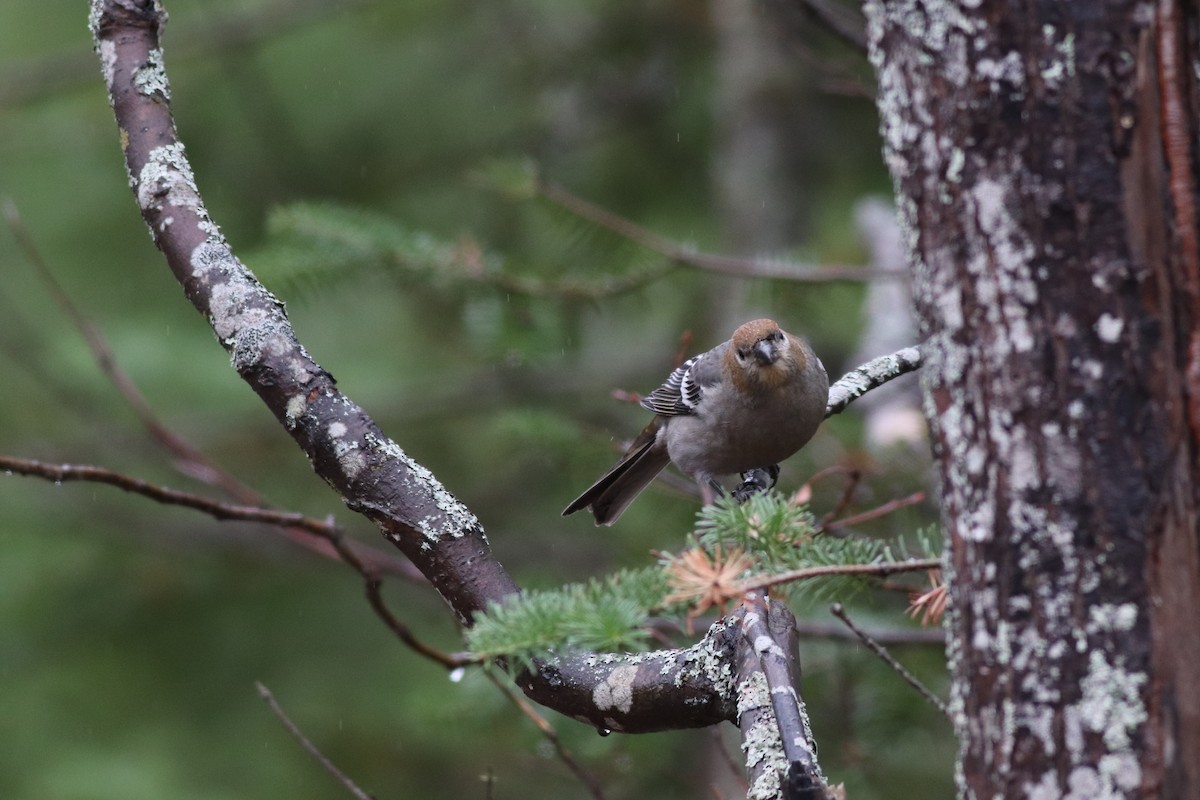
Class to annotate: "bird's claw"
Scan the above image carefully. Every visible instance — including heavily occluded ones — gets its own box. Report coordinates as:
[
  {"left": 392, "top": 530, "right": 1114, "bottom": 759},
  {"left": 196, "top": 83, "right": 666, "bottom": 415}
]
[{"left": 731, "top": 465, "right": 780, "bottom": 503}]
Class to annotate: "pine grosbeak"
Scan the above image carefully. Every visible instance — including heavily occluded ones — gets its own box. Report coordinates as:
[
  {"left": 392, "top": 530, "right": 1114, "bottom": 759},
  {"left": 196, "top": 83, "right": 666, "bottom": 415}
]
[{"left": 564, "top": 319, "right": 828, "bottom": 525}]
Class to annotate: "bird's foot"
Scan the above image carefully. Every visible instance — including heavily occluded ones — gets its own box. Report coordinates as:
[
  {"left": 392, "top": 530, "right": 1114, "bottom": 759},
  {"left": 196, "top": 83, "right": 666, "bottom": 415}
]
[{"left": 732, "top": 465, "right": 780, "bottom": 503}]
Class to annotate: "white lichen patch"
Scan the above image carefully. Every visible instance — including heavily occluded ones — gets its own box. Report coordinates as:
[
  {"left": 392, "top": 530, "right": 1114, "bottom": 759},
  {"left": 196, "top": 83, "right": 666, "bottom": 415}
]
[
  {"left": 334, "top": 438, "right": 365, "bottom": 481},
  {"left": 1078, "top": 359, "right": 1104, "bottom": 380},
  {"left": 96, "top": 39, "right": 117, "bottom": 92},
  {"left": 229, "top": 319, "right": 294, "bottom": 373},
  {"left": 191, "top": 244, "right": 292, "bottom": 369},
  {"left": 133, "top": 47, "right": 170, "bottom": 100},
  {"left": 977, "top": 51, "right": 1026, "bottom": 92},
  {"left": 363, "top": 432, "right": 481, "bottom": 542},
  {"left": 288, "top": 357, "right": 313, "bottom": 386},
  {"left": 737, "top": 671, "right": 788, "bottom": 800},
  {"left": 284, "top": 394, "right": 307, "bottom": 429},
  {"left": 592, "top": 665, "right": 638, "bottom": 715},
  {"left": 137, "top": 143, "right": 199, "bottom": 214},
  {"left": 671, "top": 620, "right": 736, "bottom": 699},
  {"left": 1075, "top": 648, "right": 1148, "bottom": 751},
  {"left": 87, "top": 0, "right": 104, "bottom": 40},
  {"left": 825, "top": 347, "right": 922, "bottom": 413},
  {"left": 1094, "top": 313, "right": 1124, "bottom": 343},
  {"left": 1087, "top": 603, "right": 1137, "bottom": 633},
  {"left": 753, "top": 634, "right": 783, "bottom": 659},
  {"left": 1039, "top": 30, "right": 1078, "bottom": 91},
  {"left": 191, "top": 237, "right": 234, "bottom": 282},
  {"left": 969, "top": 176, "right": 1039, "bottom": 355}
]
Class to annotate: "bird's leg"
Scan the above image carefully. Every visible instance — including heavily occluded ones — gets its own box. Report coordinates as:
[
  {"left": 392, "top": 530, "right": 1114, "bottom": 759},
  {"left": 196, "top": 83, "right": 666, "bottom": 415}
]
[
  {"left": 732, "top": 464, "right": 781, "bottom": 503},
  {"left": 699, "top": 477, "right": 723, "bottom": 507}
]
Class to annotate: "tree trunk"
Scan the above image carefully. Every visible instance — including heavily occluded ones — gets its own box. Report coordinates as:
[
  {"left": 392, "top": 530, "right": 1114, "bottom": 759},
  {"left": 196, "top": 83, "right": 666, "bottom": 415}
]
[{"left": 865, "top": 1, "right": 1200, "bottom": 797}]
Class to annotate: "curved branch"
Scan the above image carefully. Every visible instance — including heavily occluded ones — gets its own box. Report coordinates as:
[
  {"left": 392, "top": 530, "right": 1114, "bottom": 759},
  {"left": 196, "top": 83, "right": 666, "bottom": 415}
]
[
  {"left": 89, "top": 0, "right": 737, "bottom": 733},
  {"left": 825, "top": 346, "right": 922, "bottom": 417}
]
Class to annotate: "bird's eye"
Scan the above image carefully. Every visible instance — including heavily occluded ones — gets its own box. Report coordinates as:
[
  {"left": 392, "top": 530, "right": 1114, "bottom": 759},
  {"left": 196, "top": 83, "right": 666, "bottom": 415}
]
[
  {"left": 770, "top": 331, "right": 783, "bottom": 342},
  {"left": 737, "top": 348, "right": 750, "bottom": 360}
]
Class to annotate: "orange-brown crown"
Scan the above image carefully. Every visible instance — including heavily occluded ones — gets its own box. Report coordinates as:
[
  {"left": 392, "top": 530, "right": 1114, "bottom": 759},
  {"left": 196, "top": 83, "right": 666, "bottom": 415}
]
[
  {"left": 725, "top": 319, "right": 806, "bottom": 393},
  {"left": 730, "top": 319, "right": 781, "bottom": 351}
]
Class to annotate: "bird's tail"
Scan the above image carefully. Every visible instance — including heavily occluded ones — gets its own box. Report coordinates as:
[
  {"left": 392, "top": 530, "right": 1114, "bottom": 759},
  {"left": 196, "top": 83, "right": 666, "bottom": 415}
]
[{"left": 562, "top": 426, "right": 671, "bottom": 526}]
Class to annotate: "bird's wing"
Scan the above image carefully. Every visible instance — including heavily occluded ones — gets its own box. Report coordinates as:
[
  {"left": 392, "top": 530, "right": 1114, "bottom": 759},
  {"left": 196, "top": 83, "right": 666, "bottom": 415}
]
[{"left": 639, "top": 344, "right": 725, "bottom": 416}]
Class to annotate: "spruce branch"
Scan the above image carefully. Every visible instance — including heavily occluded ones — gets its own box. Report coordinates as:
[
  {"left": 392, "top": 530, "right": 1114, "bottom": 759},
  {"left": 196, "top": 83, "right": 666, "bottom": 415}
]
[{"left": 256, "top": 202, "right": 676, "bottom": 301}]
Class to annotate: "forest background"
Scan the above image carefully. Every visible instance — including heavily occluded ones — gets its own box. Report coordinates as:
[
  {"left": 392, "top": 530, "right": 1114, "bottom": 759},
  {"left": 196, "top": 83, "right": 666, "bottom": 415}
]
[{"left": 0, "top": 1, "right": 948, "bottom": 797}]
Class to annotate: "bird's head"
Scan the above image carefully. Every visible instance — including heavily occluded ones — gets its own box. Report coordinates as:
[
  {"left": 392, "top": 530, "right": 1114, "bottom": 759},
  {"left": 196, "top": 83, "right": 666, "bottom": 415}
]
[{"left": 726, "top": 318, "right": 805, "bottom": 392}]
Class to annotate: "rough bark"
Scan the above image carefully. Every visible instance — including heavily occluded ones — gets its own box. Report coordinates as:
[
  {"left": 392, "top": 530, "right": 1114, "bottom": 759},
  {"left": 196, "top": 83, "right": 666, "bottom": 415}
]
[{"left": 865, "top": 1, "right": 1200, "bottom": 797}]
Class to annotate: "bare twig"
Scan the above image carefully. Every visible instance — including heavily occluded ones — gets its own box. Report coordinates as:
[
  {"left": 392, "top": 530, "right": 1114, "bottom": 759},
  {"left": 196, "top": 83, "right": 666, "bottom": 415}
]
[
  {"left": 3, "top": 453, "right": 467, "bottom": 669},
  {"left": 3, "top": 199, "right": 234, "bottom": 491},
  {"left": 537, "top": 180, "right": 901, "bottom": 284},
  {"left": 1, "top": 454, "right": 341, "bottom": 537},
  {"left": 648, "top": 614, "right": 944, "bottom": 647},
  {"left": 255, "top": 682, "right": 377, "bottom": 800},
  {"left": 484, "top": 670, "right": 607, "bottom": 800},
  {"left": 3, "top": 200, "right": 421, "bottom": 582},
  {"left": 364, "top": 578, "right": 476, "bottom": 670},
  {"left": 823, "top": 491, "right": 926, "bottom": 531},
  {"left": 795, "top": 0, "right": 868, "bottom": 53},
  {"left": 708, "top": 728, "right": 749, "bottom": 793},
  {"left": 813, "top": 467, "right": 862, "bottom": 527},
  {"left": 737, "top": 558, "right": 941, "bottom": 595},
  {"left": 829, "top": 603, "right": 949, "bottom": 718},
  {"left": 791, "top": 618, "right": 942, "bottom": 646}
]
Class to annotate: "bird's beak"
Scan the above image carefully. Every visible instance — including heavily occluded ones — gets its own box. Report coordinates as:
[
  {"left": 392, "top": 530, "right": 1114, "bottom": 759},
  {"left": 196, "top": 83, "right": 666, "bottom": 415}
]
[{"left": 753, "top": 339, "right": 778, "bottom": 366}]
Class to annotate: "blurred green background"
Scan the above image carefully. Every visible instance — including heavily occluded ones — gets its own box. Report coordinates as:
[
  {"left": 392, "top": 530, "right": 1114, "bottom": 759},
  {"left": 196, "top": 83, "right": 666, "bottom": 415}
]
[{"left": 0, "top": 1, "right": 950, "bottom": 797}]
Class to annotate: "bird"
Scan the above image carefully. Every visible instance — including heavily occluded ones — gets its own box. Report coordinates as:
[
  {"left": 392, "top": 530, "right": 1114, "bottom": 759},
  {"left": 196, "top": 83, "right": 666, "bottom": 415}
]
[{"left": 563, "top": 318, "right": 829, "bottom": 525}]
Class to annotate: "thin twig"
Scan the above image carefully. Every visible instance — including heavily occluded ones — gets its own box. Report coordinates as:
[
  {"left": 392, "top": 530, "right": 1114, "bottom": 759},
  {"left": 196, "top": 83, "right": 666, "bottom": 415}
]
[
  {"left": 3, "top": 200, "right": 421, "bottom": 581},
  {"left": 797, "top": 0, "right": 868, "bottom": 53},
  {"left": 814, "top": 467, "right": 862, "bottom": 527},
  {"left": 736, "top": 558, "right": 941, "bottom": 595},
  {"left": 709, "top": 728, "right": 749, "bottom": 792},
  {"left": 823, "top": 491, "right": 926, "bottom": 531},
  {"left": 1, "top": 454, "right": 341, "bottom": 537},
  {"left": 2, "top": 453, "right": 469, "bottom": 670},
  {"left": 364, "top": 578, "right": 476, "bottom": 669},
  {"left": 538, "top": 180, "right": 901, "bottom": 284},
  {"left": 829, "top": 603, "right": 949, "bottom": 719},
  {"left": 4, "top": 199, "right": 245, "bottom": 499},
  {"left": 484, "top": 670, "right": 607, "bottom": 800},
  {"left": 255, "top": 682, "right": 377, "bottom": 800},
  {"left": 647, "top": 615, "right": 944, "bottom": 646}
]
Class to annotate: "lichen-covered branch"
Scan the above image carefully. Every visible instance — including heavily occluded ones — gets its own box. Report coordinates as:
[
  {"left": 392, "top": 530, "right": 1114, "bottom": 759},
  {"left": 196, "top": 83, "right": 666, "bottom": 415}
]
[
  {"left": 88, "top": 0, "right": 738, "bottom": 733},
  {"left": 824, "top": 345, "right": 922, "bottom": 418},
  {"left": 736, "top": 595, "right": 829, "bottom": 800}
]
